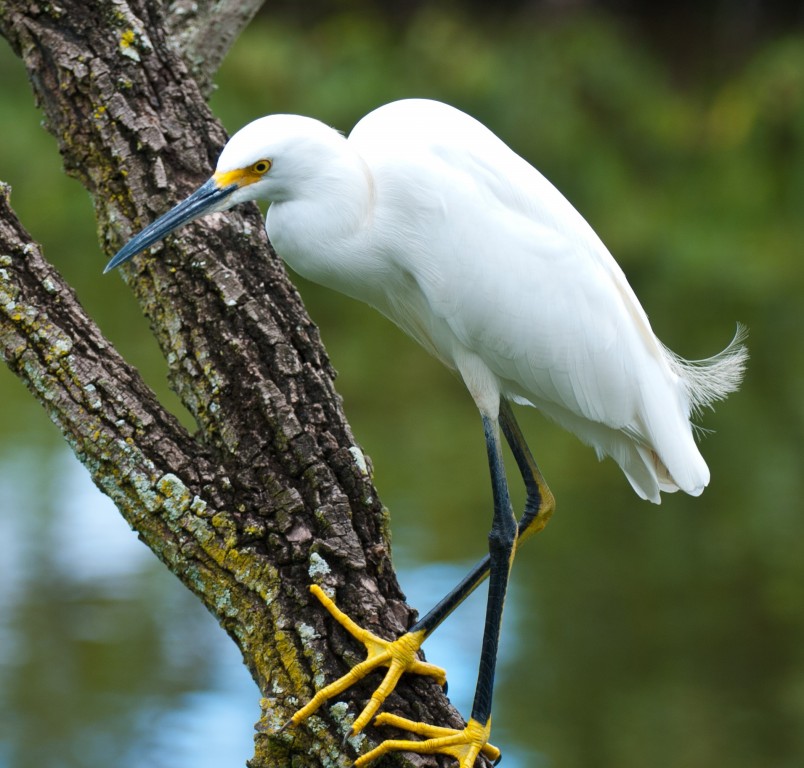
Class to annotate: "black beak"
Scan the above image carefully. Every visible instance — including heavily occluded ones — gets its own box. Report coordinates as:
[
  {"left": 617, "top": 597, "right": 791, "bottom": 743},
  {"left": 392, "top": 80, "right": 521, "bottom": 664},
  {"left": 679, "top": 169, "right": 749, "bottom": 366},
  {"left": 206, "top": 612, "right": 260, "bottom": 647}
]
[{"left": 104, "top": 178, "right": 237, "bottom": 273}]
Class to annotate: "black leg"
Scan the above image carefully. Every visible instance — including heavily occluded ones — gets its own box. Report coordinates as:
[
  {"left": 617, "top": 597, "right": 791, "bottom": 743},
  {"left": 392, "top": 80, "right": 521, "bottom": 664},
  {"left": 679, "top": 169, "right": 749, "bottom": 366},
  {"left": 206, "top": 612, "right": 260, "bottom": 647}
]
[
  {"left": 408, "top": 400, "right": 555, "bottom": 641},
  {"left": 352, "top": 409, "right": 535, "bottom": 768},
  {"left": 291, "top": 400, "right": 556, "bottom": 767},
  {"left": 499, "top": 398, "right": 555, "bottom": 546},
  {"left": 468, "top": 414, "right": 518, "bottom": 726}
]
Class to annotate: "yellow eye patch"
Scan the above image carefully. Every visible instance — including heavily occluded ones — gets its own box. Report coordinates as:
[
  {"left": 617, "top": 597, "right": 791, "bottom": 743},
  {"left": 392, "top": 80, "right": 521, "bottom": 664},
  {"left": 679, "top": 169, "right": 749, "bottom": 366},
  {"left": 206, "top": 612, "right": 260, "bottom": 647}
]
[{"left": 214, "top": 159, "right": 272, "bottom": 189}]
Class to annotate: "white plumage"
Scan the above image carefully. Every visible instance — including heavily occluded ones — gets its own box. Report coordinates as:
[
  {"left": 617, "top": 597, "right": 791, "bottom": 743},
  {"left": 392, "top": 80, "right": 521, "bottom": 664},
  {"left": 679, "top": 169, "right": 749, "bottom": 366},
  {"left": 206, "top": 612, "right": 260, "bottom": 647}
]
[
  {"left": 215, "top": 98, "right": 746, "bottom": 503},
  {"left": 107, "top": 97, "right": 747, "bottom": 766}
]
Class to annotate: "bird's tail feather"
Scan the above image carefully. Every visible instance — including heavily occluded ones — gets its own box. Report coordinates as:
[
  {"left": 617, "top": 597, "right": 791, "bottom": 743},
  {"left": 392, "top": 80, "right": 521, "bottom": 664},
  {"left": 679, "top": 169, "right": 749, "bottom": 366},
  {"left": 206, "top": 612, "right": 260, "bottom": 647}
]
[
  {"left": 664, "top": 324, "right": 749, "bottom": 420},
  {"left": 604, "top": 326, "right": 747, "bottom": 503}
]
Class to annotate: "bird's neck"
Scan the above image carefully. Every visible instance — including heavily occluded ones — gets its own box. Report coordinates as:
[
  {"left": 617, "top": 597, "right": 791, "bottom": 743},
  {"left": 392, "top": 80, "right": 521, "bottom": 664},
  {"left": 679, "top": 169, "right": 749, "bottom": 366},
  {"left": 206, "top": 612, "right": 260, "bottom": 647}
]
[{"left": 266, "top": 147, "right": 381, "bottom": 303}]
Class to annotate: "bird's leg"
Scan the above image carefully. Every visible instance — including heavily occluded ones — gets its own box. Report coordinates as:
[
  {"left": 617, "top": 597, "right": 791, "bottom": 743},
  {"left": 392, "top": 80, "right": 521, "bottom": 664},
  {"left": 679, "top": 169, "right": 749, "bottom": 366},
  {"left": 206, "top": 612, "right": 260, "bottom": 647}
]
[
  {"left": 401, "top": 400, "right": 554, "bottom": 645},
  {"left": 354, "top": 412, "right": 522, "bottom": 767},
  {"left": 499, "top": 398, "right": 556, "bottom": 546},
  {"left": 287, "top": 402, "right": 554, "bottom": 765}
]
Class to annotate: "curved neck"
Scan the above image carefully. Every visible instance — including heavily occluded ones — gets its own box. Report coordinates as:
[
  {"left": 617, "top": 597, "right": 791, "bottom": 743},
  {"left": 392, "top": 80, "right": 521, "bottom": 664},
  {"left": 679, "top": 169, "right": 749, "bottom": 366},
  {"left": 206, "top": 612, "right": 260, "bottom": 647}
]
[{"left": 265, "top": 143, "right": 378, "bottom": 301}]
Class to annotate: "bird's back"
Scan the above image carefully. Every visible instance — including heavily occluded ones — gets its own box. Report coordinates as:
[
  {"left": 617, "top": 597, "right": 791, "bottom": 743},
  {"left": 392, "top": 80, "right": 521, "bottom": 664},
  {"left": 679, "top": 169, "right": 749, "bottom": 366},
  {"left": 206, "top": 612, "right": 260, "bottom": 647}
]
[{"left": 344, "top": 100, "right": 746, "bottom": 503}]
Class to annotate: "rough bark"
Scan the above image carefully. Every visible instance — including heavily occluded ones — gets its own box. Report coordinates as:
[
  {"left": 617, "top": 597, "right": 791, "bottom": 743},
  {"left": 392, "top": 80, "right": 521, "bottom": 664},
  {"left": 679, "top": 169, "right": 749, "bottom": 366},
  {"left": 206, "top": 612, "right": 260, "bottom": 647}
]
[
  {"left": 164, "top": 0, "right": 264, "bottom": 97},
  {"left": 0, "top": 0, "right": 469, "bottom": 765}
]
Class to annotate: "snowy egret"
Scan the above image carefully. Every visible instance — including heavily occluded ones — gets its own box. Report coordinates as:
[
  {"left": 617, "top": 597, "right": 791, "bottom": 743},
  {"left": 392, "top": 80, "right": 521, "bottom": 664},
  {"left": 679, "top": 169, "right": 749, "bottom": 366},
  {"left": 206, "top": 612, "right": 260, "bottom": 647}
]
[{"left": 106, "top": 98, "right": 746, "bottom": 767}]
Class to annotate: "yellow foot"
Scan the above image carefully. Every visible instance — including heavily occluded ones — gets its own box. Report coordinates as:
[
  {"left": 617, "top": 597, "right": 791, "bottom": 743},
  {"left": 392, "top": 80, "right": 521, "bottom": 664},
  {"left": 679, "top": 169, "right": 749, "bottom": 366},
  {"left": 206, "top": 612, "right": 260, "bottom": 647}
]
[
  {"left": 354, "top": 713, "right": 501, "bottom": 768},
  {"left": 286, "top": 584, "right": 447, "bottom": 735}
]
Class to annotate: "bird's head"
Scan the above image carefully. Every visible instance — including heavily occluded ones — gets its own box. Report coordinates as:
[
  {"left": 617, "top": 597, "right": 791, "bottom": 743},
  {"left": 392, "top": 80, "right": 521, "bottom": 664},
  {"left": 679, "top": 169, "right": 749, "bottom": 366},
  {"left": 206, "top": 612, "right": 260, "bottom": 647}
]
[{"left": 104, "top": 114, "right": 342, "bottom": 273}]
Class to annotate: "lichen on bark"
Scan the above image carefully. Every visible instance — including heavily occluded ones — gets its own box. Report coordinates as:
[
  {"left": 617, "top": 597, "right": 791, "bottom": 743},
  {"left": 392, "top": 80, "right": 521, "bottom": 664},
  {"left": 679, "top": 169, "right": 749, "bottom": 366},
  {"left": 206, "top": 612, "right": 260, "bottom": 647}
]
[{"left": 0, "top": 2, "right": 478, "bottom": 766}]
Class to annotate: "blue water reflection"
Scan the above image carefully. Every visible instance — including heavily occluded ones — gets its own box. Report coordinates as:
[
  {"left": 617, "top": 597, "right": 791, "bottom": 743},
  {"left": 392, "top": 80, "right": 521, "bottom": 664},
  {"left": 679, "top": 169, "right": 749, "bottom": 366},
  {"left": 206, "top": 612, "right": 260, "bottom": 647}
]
[
  {"left": 0, "top": 446, "right": 257, "bottom": 767},
  {"left": 2, "top": 444, "right": 520, "bottom": 767}
]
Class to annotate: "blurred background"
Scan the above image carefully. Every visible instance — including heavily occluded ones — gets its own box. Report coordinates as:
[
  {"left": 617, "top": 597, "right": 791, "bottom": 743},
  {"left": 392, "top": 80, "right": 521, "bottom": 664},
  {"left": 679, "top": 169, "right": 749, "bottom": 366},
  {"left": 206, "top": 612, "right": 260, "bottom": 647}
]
[{"left": 1, "top": 2, "right": 803, "bottom": 767}]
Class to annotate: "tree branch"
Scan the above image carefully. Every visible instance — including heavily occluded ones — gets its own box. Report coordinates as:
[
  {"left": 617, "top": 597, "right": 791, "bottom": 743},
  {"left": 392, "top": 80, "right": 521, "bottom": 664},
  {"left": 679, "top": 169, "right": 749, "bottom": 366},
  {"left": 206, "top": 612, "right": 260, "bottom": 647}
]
[
  {"left": 165, "top": 0, "right": 265, "bottom": 96},
  {"left": 0, "top": 0, "right": 470, "bottom": 765}
]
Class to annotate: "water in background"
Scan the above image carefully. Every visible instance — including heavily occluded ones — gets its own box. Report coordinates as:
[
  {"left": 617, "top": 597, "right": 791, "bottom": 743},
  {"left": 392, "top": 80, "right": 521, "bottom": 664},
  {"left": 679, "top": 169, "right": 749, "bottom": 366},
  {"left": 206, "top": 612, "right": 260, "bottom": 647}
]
[
  {"left": 2, "top": 7, "right": 803, "bottom": 768},
  {"left": 0, "top": 442, "right": 504, "bottom": 768}
]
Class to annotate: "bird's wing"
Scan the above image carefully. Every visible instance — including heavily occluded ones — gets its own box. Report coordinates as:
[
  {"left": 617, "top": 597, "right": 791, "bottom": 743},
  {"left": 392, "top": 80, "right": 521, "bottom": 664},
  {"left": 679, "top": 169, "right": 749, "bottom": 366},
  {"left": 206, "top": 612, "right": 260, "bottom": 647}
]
[
  {"left": 349, "top": 99, "right": 723, "bottom": 499},
  {"left": 352, "top": 100, "right": 679, "bottom": 434}
]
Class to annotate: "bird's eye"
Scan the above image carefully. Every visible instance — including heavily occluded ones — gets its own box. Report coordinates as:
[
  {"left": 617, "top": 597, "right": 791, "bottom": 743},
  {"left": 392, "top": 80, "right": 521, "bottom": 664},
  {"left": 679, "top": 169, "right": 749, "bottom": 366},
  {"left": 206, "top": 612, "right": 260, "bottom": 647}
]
[{"left": 251, "top": 160, "right": 272, "bottom": 175}]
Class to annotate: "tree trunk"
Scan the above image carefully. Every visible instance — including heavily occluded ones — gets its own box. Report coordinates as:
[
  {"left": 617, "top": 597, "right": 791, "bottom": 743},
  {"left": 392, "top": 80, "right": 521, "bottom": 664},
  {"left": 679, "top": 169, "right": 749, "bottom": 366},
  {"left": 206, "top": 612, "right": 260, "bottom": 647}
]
[{"left": 0, "top": 1, "right": 469, "bottom": 765}]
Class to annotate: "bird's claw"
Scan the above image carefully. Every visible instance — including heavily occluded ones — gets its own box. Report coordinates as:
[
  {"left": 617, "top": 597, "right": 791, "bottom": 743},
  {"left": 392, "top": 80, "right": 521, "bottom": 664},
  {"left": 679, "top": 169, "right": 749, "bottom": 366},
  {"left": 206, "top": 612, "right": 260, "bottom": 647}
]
[
  {"left": 354, "top": 713, "right": 501, "bottom": 768},
  {"left": 285, "top": 584, "right": 446, "bottom": 734}
]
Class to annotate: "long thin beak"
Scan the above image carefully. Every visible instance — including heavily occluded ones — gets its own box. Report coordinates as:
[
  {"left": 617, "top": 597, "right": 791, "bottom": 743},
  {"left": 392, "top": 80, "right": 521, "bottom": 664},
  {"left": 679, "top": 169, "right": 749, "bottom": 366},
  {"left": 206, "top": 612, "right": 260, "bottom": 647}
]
[{"left": 104, "top": 177, "right": 238, "bottom": 273}]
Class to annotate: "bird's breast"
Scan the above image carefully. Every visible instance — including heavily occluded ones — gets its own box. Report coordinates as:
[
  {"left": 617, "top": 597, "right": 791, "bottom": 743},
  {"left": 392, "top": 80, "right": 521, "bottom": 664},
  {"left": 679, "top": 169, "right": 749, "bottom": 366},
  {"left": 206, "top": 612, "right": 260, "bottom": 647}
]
[{"left": 265, "top": 199, "right": 392, "bottom": 309}]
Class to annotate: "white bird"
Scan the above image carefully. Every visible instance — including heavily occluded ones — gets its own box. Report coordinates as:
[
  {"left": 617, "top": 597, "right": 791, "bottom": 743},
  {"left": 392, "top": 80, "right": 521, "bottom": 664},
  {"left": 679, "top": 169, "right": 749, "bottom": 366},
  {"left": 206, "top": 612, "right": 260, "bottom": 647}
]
[{"left": 106, "top": 98, "right": 747, "bottom": 767}]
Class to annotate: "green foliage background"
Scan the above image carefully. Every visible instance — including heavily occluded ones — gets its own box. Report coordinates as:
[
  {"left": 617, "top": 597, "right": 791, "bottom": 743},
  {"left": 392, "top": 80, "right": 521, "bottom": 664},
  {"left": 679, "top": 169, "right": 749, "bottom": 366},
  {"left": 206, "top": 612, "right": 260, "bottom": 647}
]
[{"left": 1, "top": 5, "right": 802, "bottom": 768}]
